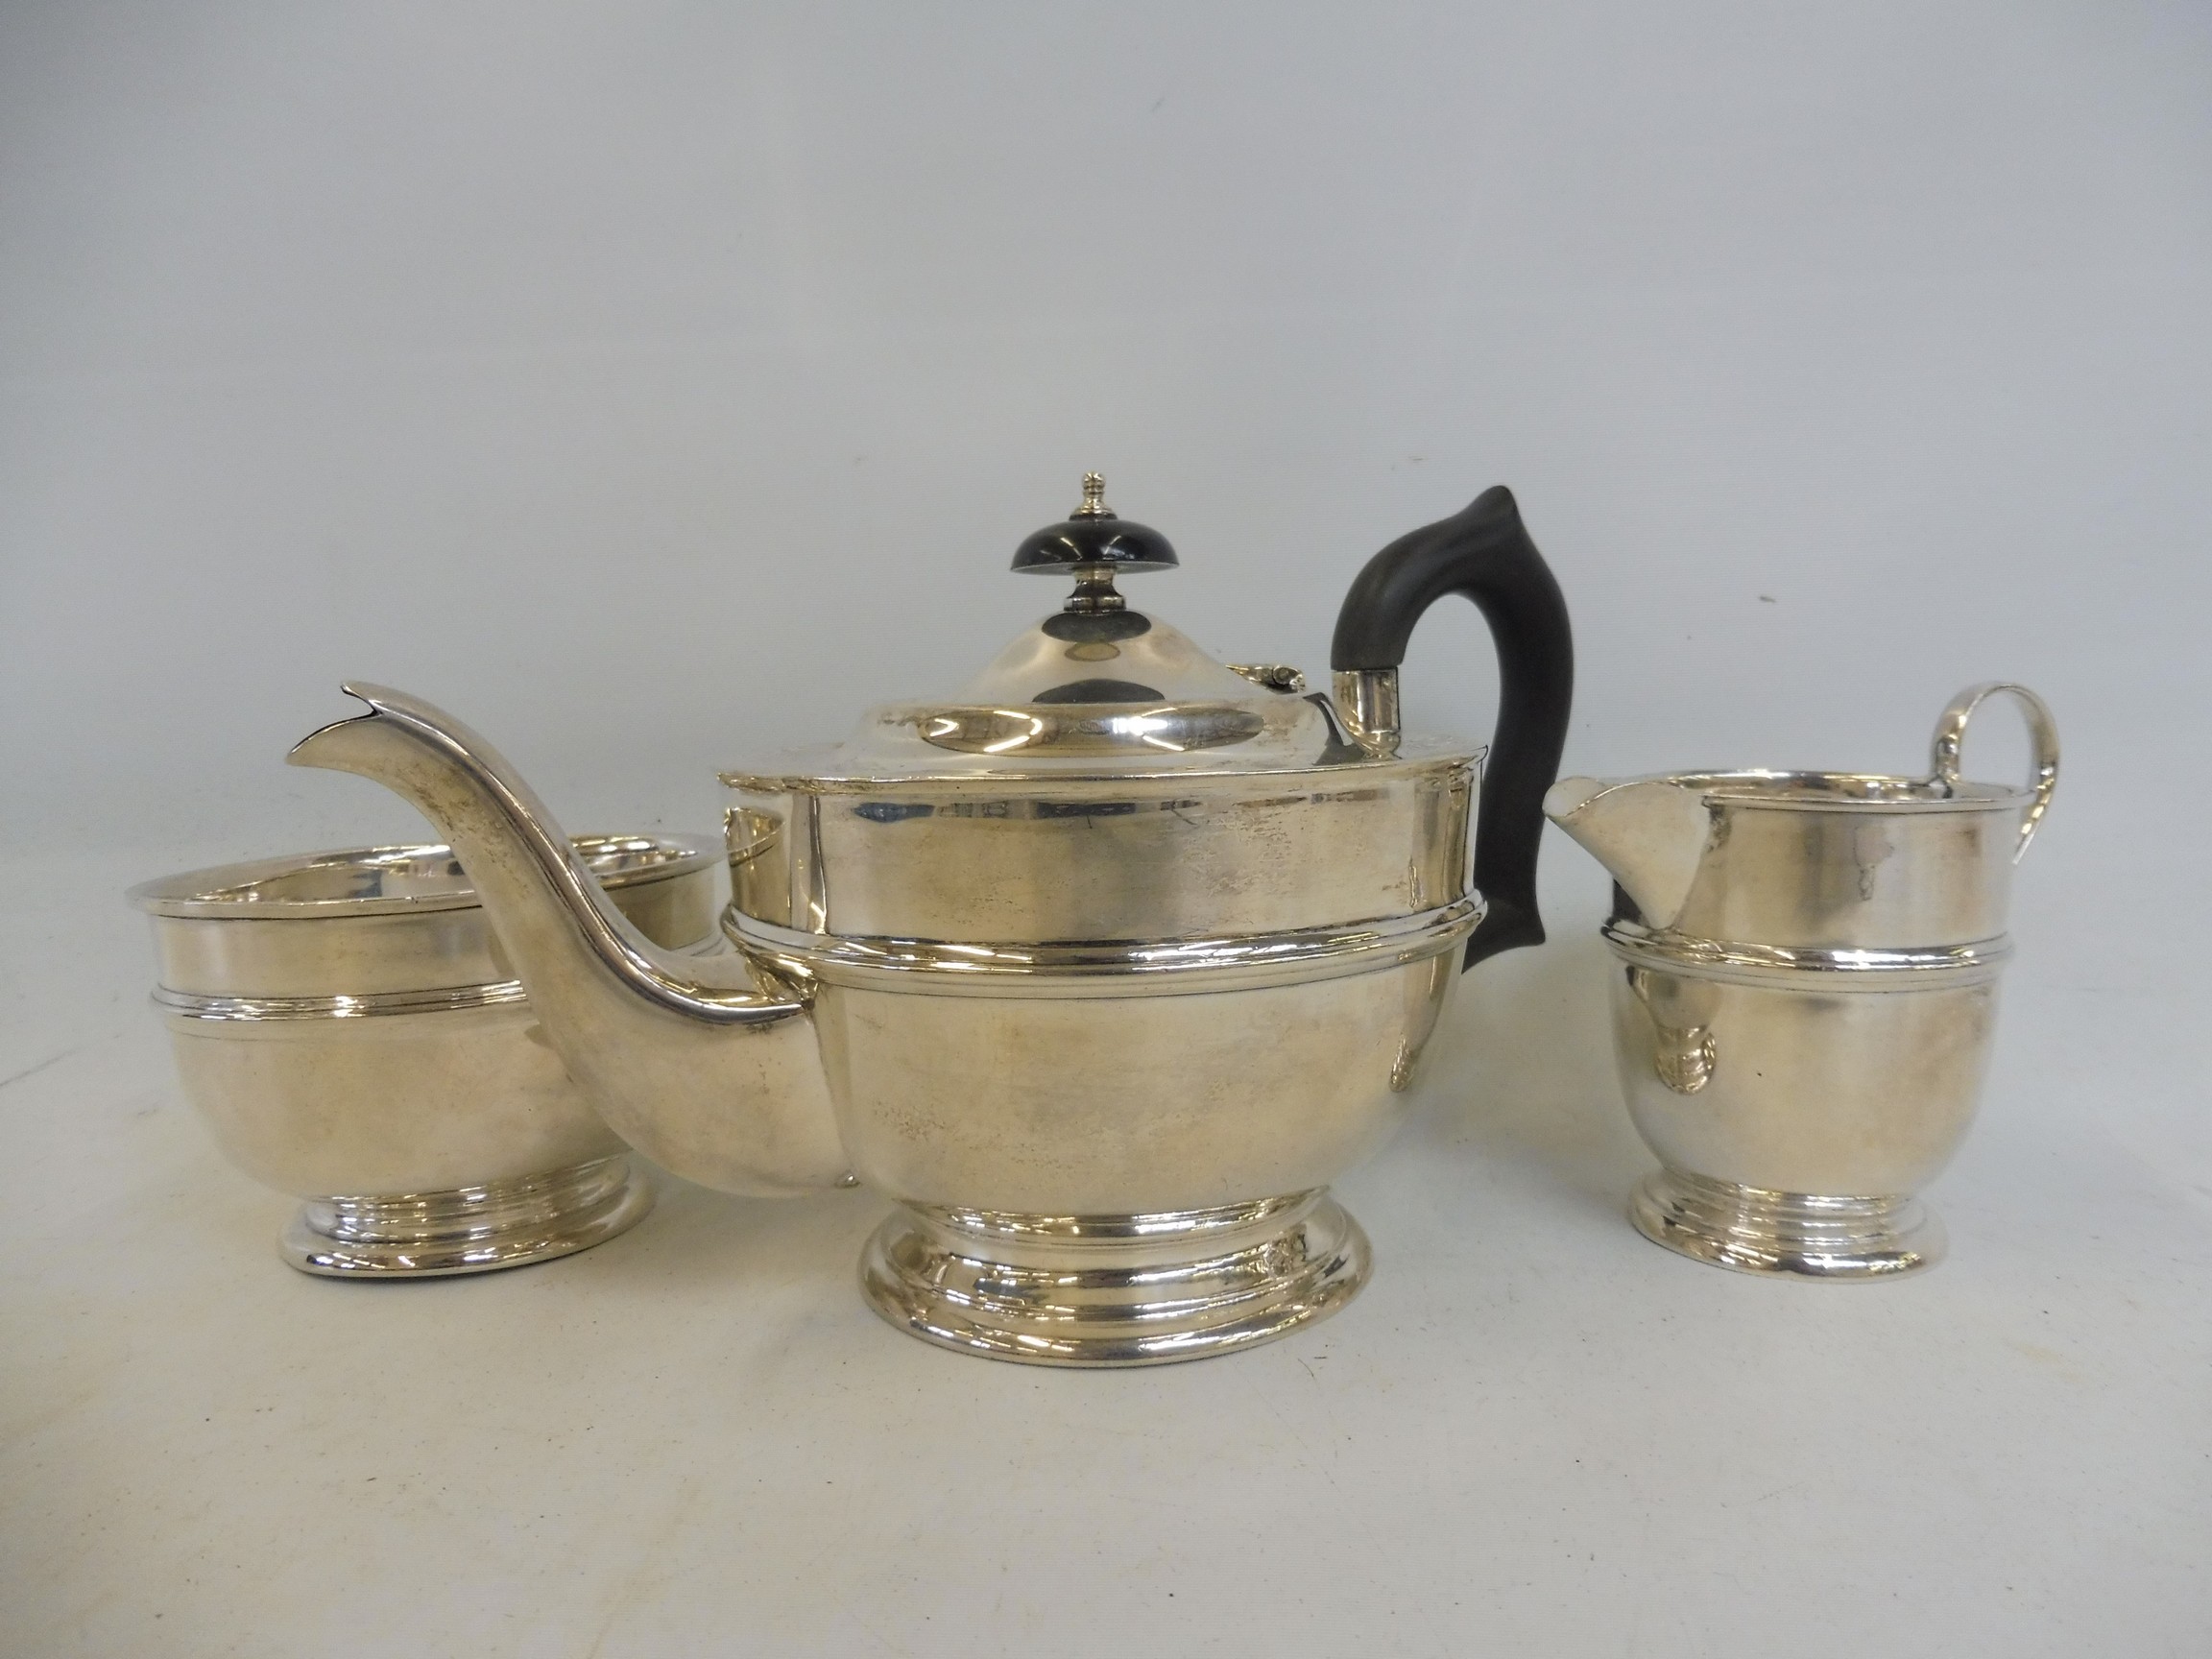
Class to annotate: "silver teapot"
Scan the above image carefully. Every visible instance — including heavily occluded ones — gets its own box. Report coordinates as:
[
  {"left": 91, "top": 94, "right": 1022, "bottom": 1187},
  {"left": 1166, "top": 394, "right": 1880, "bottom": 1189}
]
[{"left": 288, "top": 476, "right": 1574, "bottom": 1364}]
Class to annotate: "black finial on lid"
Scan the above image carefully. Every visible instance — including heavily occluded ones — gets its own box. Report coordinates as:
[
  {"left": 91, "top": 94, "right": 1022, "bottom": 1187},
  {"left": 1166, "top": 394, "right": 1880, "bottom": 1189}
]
[{"left": 1012, "top": 473, "right": 1179, "bottom": 578}]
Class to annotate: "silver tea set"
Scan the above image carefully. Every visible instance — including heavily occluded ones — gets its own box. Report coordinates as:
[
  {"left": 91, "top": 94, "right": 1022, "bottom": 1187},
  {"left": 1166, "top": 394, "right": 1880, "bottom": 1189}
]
[{"left": 130, "top": 475, "right": 2058, "bottom": 1365}]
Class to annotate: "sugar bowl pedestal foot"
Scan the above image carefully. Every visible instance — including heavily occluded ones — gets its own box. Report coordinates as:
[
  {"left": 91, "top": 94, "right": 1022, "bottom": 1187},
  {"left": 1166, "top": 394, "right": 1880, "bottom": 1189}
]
[
  {"left": 283, "top": 1153, "right": 654, "bottom": 1278},
  {"left": 859, "top": 1190, "right": 1371, "bottom": 1366},
  {"left": 1629, "top": 1169, "right": 1944, "bottom": 1280}
]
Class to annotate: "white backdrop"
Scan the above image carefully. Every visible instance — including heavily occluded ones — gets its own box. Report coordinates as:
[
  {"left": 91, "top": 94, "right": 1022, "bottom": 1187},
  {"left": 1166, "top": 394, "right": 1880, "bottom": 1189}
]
[{"left": 4, "top": 5, "right": 2208, "bottom": 1654}]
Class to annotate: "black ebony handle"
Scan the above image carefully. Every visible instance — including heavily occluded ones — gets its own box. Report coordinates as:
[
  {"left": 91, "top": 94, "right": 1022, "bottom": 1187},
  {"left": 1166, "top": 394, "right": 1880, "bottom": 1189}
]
[{"left": 1331, "top": 486, "right": 1575, "bottom": 971}]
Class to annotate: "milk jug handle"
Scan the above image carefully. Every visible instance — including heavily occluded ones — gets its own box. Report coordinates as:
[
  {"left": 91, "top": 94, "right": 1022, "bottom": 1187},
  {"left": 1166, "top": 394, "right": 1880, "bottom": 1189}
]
[
  {"left": 1330, "top": 485, "right": 1575, "bottom": 970},
  {"left": 1929, "top": 682, "right": 2060, "bottom": 862}
]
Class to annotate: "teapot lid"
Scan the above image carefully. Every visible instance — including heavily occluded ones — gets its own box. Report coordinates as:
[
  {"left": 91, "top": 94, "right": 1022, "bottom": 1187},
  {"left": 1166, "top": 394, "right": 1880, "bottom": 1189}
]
[{"left": 730, "top": 476, "right": 1411, "bottom": 789}]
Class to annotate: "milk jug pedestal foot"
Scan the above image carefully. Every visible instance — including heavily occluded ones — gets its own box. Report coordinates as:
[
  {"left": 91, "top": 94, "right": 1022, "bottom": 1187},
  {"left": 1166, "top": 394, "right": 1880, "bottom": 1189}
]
[
  {"left": 1628, "top": 1169, "right": 1945, "bottom": 1280},
  {"left": 858, "top": 1190, "right": 1371, "bottom": 1366},
  {"left": 281, "top": 1154, "right": 654, "bottom": 1277}
]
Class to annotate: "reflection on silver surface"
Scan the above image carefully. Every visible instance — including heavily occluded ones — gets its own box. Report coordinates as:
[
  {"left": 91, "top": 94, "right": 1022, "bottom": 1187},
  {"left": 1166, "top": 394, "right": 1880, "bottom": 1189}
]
[
  {"left": 1548, "top": 682, "right": 2059, "bottom": 1279},
  {"left": 129, "top": 833, "right": 725, "bottom": 1277},
  {"left": 1225, "top": 663, "right": 1309, "bottom": 695},
  {"left": 286, "top": 1154, "right": 652, "bottom": 1277},
  {"left": 286, "top": 681, "right": 1478, "bottom": 1356},
  {"left": 908, "top": 702, "right": 1267, "bottom": 757},
  {"left": 1627, "top": 1169, "right": 1944, "bottom": 1279},
  {"left": 718, "top": 761, "right": 1476, "bottom": 947},
  {"left": 730, "top": 897, "right": 1481, "bottom": 997},
  {"left": 1602, "top": 918, "right": 2014, "bottom": 989},
  {"left": 1627, "top": 967, "right": 1718, "bottom": 1095},
  {"left": 277, "top": 475, "right": 1539, "bottom": 1364},
  {"left": 1931, "top": 681, "right": 2059, "bottom": 859},
  {"left": 1332, "top": 666, "right": 1402, "bottom": 757},
  {"left": 860, "top": 1192, "right": 1369, "bottom": 1367},
  {"left": 154, "top": 981, "right": 533, "bottom": 1021}
]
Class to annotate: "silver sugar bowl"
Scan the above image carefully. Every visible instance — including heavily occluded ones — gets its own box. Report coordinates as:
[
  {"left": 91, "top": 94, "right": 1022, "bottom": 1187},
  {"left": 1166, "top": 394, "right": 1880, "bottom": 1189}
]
[
  {"left": 1546, "top": 683, "right": 2059, "bottom": 1278},
  {"left": 130, "top": 833, "right": 723, "bottom": 1275},
  {"left": 281, "top": 475, "right": 1575, "bottom": 1363}
]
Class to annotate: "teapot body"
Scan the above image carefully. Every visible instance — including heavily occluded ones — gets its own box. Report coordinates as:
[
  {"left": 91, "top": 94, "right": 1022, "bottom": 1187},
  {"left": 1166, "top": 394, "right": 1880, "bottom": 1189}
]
[{"left": 723, "top": 746, "right": 1479, "bottom": 1218}]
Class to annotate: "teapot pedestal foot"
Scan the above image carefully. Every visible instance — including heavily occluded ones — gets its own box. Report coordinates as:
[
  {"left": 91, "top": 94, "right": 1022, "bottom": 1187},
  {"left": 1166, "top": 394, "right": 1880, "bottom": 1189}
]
[
  {"left": 280, "top": 1154, "right": 653, "bottom": 1277},
  {"left": 859, "top": 1190, "right": 1369, "bottom": 1366},
  {"left": 1629, "top": 1169, "right": 1943, "bottom": 1279}
]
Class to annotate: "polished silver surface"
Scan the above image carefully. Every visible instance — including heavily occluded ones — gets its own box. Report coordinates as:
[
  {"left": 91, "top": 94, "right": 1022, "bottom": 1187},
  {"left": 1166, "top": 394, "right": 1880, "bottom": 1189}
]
[
  {"left": 133, "top": 834, "right": 721, "bottom": 996},
  {"left": 730, "top": 898, "right": 1481, "bottom": 995},
  {"left": 1547, "top": 683, "right": 2058, "bottom": 1279},
  {"left": 288, "top": 646, "right": 1485, "bottom": 1358},
  {"left": 1225, "top": 662, "right": 1309, "bottom": 694},
  {"left": 130, "top": 833, "right": 724, "bottom": 1276},
  {"left": 1599, "top": 917, "right": 2013, "bottom": 989},
  {"left": 153, "top": 980, "right": 532, "bottom": 1021},
  {"left": 273, "top": 476, "right": 1540, "bottom": 1358},
  {"left": 1068, "top": 469, "right": 1113, "bottom": 520},
  {"left": 1332, "top": 666, "right": 1402, "bottom": 757},
  {"left": 287, "top": 692, "right": 850, "bottom": 1199},
  {"left": 1627, "top": 1170, "right": 1944, "bottom": 1279},
  {"left": 1932, "top": 680, "right": 2060, "bottom": 858},
  {"left": 812, "top": 954, "right": 1458, "bottom": 1217},
  {"left": 719, "top": 757, "right": 1476, "bottom": 946},
  {"left": 860, "top": 1192, "right": 1370, "bottom": 1366},
  {"left": 907, "top": 701, "right": 1268, "bottom": 757},
  {"left": 284, "top": 1154, "right": 653, "bottom": 1277}
]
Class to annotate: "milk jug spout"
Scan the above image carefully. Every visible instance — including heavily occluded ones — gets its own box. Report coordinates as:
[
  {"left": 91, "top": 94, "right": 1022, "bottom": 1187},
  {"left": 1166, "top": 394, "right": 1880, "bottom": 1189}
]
[{"left": 1542, "top": 775, "right": 1714, "bottom": 930}]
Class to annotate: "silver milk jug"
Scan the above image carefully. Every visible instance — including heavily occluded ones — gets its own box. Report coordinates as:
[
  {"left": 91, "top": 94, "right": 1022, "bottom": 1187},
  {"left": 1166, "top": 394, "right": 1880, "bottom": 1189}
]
[
  {"left": 1544, "top": 683, "right": 2058, "bottom": 1278},
  {"left": 285, "top": 476, "right": 1575, "bottom": 1363}
]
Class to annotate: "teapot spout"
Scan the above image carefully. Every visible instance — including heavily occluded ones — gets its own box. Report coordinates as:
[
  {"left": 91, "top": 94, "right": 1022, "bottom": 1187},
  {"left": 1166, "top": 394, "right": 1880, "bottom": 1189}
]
[
  {"left": 288, "top": 685, "right": 849, "bottom": 1196},
  {"left": 1542, "top": 775, "right": 1714, "bottom": 931}
]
